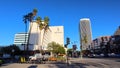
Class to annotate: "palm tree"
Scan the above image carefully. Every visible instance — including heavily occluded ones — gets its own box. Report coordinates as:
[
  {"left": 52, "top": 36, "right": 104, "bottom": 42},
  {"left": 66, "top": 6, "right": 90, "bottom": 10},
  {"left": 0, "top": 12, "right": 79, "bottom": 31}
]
[
  {"left": 36, "top": 16, "right": 42, "bottom": 26},
  {"left": 80, "top": 34, "right": 88, "bottom": 59},
  {"left": 33, "top": 8, "right": 38, "bottom": 16},
  {"left": 24, "top": 9, "right": 38, "bottom": 51},
  {"left": 42, "top": 16, "right": 49, "bottom": 46},
  {"left": 36, "top": 16, "right": 50, "bottom": 51},
  {"left": 36, "top": 16, "right": 42, "bottom": 50}
]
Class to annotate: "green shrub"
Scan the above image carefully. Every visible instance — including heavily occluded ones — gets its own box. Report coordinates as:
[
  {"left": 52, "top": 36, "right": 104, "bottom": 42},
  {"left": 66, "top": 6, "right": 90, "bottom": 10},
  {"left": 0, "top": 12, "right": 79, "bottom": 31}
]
[
  {"left": 57, "top": 56, "right": 66, "bottom": 61},
  {"left": 0, "top": 60, "right": 2, "bottom": 65}
]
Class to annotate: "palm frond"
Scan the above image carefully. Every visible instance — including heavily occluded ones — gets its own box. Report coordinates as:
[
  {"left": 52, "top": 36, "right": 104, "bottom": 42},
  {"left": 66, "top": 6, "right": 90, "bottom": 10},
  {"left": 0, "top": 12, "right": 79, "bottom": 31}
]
[
  {"left": 33, "top": 8, "right": 38, "bottom": 16},
  {"left": 36, "top": 16, "right": 42, "bottom": 25}
]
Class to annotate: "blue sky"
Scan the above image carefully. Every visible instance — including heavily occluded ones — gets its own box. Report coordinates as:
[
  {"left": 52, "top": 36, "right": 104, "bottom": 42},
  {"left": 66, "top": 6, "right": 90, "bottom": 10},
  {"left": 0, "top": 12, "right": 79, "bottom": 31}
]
[{"left": 0, "top": 0, "right": 120, "bottom": 50}]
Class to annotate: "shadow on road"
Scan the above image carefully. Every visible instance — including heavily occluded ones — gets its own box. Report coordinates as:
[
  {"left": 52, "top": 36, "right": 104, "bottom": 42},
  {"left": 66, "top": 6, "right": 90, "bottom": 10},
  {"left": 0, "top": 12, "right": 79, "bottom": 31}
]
[
  {"left": 47, "top": 61, "right": 89, "bottom": 68},
  {"left": 0, "top": 63, "right": 13, "bottom": 67},
  {"left": 28, "top": 65, "right": 37, "bottom": 68},
  {"left": 116, "top": 60, "right": 120, "bottom": 62}
]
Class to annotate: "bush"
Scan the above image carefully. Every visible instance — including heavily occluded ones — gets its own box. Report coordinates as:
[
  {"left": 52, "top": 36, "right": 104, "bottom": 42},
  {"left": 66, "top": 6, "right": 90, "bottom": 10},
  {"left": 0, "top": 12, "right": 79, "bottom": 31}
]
[
  {"left": 0, "top": 60, "right": 2, "bottom": 65},
  {"left": 57, "top": 56, "right": 66, "bottom": 61}
]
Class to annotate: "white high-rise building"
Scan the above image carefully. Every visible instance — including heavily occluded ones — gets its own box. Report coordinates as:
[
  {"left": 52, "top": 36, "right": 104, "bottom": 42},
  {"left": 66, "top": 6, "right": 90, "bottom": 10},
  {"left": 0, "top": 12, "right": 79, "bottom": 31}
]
[
  {"left": 50, "top": 26, "right": 64, "bottom": 45},
  {"left": 14, "top": 33, "right": 28, "bottom": 45},
  {"left": 14, "top": 21, "right": 64, "bottom": 51},
  {"left": 79, "top": 18, "right": 92, "bottom": 50},
  {"left": 29, "top": 21, "right": 64, "bottom": 50},
  {"left": 14, "top": 33, "right": 30, "bottom": 50}
]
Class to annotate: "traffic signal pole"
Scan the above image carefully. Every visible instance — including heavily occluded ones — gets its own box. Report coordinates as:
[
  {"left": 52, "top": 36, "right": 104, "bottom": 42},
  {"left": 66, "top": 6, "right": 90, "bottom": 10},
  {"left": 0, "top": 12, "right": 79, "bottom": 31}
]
[{"left": 64, "top": 37, "right": 70, "bottom": 66}]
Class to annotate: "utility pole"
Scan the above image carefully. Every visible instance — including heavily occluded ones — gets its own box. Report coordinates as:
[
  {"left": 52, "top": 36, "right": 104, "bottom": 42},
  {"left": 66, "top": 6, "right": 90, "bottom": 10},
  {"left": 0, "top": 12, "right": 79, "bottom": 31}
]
[{"left": 64, "top": 37, "right": 70, "bottom": 65}]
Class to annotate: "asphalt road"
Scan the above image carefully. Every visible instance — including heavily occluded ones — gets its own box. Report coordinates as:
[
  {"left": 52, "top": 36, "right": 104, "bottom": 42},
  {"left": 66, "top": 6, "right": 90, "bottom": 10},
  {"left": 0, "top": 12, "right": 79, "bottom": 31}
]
[
  {"left": 0, "top": 58, "right": 120, "bottom": 68},
  {"left": 70, "top": 58, "right": 120, "bottom": 68}
]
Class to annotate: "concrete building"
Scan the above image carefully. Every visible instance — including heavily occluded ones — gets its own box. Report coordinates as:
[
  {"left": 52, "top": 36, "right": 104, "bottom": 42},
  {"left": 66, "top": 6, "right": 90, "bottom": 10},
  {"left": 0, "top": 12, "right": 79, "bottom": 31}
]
[
  {"left": 114, "top": 26, "right": 120, "bottom": 35},
  {"left": 79, "top": 18, "right": 92, "bottom": 50},
  {"left": 14, "top": 33, "right": 28, "bottom": 45},
  {"left": 91, "top": 36, "right": 111, "bottom": 50},
  {"left": 14, "top": 21, "right": 64, "bottom": 51},
  {"left": 14, "top": 33, "right": 30, "bottom": 50},
  {"left": 50, "top": 26, "right": 64, "bottom": 45}
]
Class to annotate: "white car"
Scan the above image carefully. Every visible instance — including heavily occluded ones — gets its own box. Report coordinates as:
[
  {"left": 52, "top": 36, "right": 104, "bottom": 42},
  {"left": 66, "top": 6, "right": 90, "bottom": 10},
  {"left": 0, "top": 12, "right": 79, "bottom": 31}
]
[{"left": 29, "top": 53, "right": 43, "bottom": 60}]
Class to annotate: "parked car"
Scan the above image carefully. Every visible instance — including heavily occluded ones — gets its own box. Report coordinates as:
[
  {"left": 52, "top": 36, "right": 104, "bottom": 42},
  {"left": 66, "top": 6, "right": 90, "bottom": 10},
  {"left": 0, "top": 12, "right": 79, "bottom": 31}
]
[
  {"left": 88, "top": 54, "right": 100, "bottom": 58},
  {"left": 29, "top": 53, "right": 43, "bottom": 61},
  {"left": 48, "top": 57, "right": 57, "bottom": 61},
  {"left": 88, "top": 54, "right": 96, "bottom": 58},
  {"left": 3, "top": 54, "right": 11, "bottom": 59},
  {"left": 28, "top": 53, "right": 47, "bottom": 64},
  {"left": 43, "top": 54, "right": 50, "bottom": 61}
]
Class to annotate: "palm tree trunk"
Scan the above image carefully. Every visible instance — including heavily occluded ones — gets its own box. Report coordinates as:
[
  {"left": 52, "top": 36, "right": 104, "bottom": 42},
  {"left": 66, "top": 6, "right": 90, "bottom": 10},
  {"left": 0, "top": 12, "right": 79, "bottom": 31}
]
[
  {"left": 27, "top": 22, "right": 33, "bottom": 51},
  {"left": 35, "top": 25, "right": 38, "bottom": 50},
  {"left": 41, "top": 29, "right": 45, "bottom": 50},
  {"left": 39, "top": 31, "right": 42, "bottom": 51},
  {"left": 41, "top": 28, "right": 51, "bottom": 51}
]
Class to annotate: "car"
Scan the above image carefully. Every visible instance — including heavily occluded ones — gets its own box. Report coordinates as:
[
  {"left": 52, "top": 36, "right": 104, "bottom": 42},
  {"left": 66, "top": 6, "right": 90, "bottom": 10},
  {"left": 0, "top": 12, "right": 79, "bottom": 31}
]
[
  {"left": 88, "top": 54, "right": 95, "bottom": 58},
  {"left": 3, "top": 54, "right": 11, "bottom": 59},
  {"left": 43, "top": 54, "right": 50, "bottom": 61},
  {"left": 48, "top": 57, "right": 57, "bottom": 61},
  {"left": 29, "top": 53, "right": 43, "bottom": 61},
  {"left": 100, "top": 54, "right": 104, "bottom": 57}
]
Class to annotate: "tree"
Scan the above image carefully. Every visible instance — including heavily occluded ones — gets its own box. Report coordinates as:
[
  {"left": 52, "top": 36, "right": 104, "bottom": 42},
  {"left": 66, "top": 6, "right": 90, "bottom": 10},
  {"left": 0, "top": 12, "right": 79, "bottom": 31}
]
[
  {"left": 67, "top": 48, "right": 73, "bottom": 57},
  {"left": 42, "top": 16, "right": 50, "bottom": 45},
  {"left": 57, "top": 45, "right": 65, "bottom": 54},
  {"left": 47, "top": 42, "right": 65, "bottom": 55},
  {"left": 23, "top": 9, "right": 38, "bottom": 51},
  {"left": 36, "top": 16, "right": 50, "bottom": 51},
  {"left": 1, "top": 45, "right": 20, "bottom": 55},
  {"left": 33, "top": 8, "right": 38, "bottom": 16},
  {"left": 36, "top": 16, "right": 43, "bottom": 30},
  {"left": 67, "top": 48, "right": 73, "bottom": 52},
  {"left": 80, "top": 34, "right": 88, "bottom": 59}
]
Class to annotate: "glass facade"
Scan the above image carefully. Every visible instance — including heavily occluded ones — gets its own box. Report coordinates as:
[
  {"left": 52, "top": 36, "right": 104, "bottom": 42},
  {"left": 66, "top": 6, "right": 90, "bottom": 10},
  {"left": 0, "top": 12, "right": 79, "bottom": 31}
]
[
  {"left": 14, "top": 33, "right": 28, "bottom": 45},
  {"left": 79, "top": 18, "right": 92, "bottom": 50}
]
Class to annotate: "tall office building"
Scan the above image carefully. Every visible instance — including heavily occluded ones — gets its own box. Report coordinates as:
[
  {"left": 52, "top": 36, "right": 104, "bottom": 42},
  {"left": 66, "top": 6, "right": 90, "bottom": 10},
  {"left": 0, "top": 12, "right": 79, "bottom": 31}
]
[
  {"left": 79, "top": 18, "right": 92, "bottom": 50},
  {"left": 29, "top": 21, "right": 64, "bottom": 50},
  {"left": 114, "top": 26, "right": 120, "bottom": 35},
  {"left": 49, "top": 26, "right": 64, "bottom": 46},
  {"left": 28, "top": 21, "right": 52, "bottom": 50},
  {"left": 14, "top": 21, "right": 64, "bottom": 51},
  {"left": 14, "top": 33, "right": 29, "bottom": 50},
  {"left": 14, "top": 33, "right": 28, "bottom": 45}
]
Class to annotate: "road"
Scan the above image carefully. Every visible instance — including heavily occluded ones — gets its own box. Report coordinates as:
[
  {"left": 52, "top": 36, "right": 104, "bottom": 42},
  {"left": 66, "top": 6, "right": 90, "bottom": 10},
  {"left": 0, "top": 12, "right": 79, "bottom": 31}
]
[
  {"left": 70, "top": 58, "right": 120, "bottom": 68},
  {"left": 0, "top": 58, "right": 120, "bottom": 68}
]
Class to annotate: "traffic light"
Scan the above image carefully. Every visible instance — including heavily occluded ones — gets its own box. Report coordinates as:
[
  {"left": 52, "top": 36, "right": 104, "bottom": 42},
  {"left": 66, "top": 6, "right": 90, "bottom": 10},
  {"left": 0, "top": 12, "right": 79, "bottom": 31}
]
[
  {"left": 64, "top": 44, "right": 67, "bottom": 48},
  {"left": 66, "top": 37, "right": 70, "bottom": 45}
]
